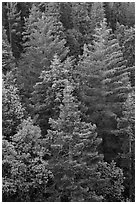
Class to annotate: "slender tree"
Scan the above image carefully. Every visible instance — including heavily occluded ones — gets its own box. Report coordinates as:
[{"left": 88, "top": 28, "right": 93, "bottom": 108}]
[{"left": 17, "top": 4, "right": 68, "bottom": 110}]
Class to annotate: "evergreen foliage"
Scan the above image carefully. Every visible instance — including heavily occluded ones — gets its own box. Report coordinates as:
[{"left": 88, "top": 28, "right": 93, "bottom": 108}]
[
  {"left": 31, "top": 55, "right": 74, "bottom": 136},
  {"left": 115, "top": 23, "right": 135, "bottom": 86},
  {"left": 17, "top": 4, "right": 68, "bottom": 105},
  {"left": 39, "top": 2, "right": 60, "bottom": 17},
  {"left": 96, "top": 161, "right": 124, "bottom": 201},
  {"left": 43, "top": 80, "right": 104, "bottom": 201},
  {"left": 114, "top": 90, "right": 135, "bottom": 201},
  {"left": 103, "top": 2, "right": 135, "bottom": 31},
  {"left": 2, "top": 28, "right": 15, "bottom": 74},
  {"left": 2, "top": 2, "right": 31, "bottom": 59},
  {"left": 2, "top": 2, "right": 135, "bottom": 202},
  {"left": 77, "top": 19, "right": 131, "bottom": 161},
  {"left": 39, "top": 2, "right": 105, "bottom": 58},
  {"left": 86, "top": 2, "right": 105, "bottom": 43},
  {"left": 65, "top": 2, "right": 105, "bottom": 57},
  {"left": 2, "top": 71, "right": 25, "bottom": 141},
  {"left": 5, "top": 2, "right": 22, "bottom": 59},
  {"left": 2, "top": 118, "right": 53, "bottom": 202}
]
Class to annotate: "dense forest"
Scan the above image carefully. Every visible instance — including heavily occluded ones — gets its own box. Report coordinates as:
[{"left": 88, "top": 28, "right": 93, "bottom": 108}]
[{"left": 2, "top": 2, "right": 135, "bottom": 202}]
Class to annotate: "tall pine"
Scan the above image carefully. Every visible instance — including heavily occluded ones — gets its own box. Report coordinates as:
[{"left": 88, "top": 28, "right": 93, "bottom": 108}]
[
  {"left": 114, "top": 89, "right": 135, "bottom": 201},
  {"left": 43, "top": 79, "right": 103, "bottom": 201},
  {"left": 17, "top": 4, "right": 68, "bottom": 106},
  {"left": 77, "top": 19, "right": 131, "bottom": 161}
]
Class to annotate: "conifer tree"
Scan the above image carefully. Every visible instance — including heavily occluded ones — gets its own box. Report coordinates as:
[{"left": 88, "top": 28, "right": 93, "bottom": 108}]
[
  {"left": 5, "top": 2, "right": 22, "bottom": 59},
  {"left": 44, "top": 79, "right": 103, "bottom": 201},
  {"left": 2, "top": 28, "right": 15, "bottom": 74},
  {"left": 103, "top": 2, "right": 135, "bottom": 31},
  {"left": 77, "top": 19, "right": 131, "bottom": 161},
  {"left": 66, "top": 2, "right": 105, "bottom": 57},
  {"left": 86, "top": 2, "right": 105, "bottom": 43},
  {"left": 33, "top": 2, "right": 105, "bottom": 58},
  {"left": 2, "top": 2, "right": 32, "bottom": 59},
  {"left": 17, "top": 4, "right": 69, "bottom": 105},
  {"left": 73, "top": 2, "right": 105, "bottom": 38},
  {"left": 2, "top": 71, "right": 25, "bottom": 141},
  {"left": 2, "top": 118, "right": 53, "bottom": 202},
  {"left": 39, "top": 2, "right": 60, "bottom": 18},
  {"left": 115, "top": 23, "right": 135, "bottom": 86},
  {"left": 96, "top": 161, "right": 124, "bottom": 201},
  {"left": 31, "top": 55, "right": 74, "bottom": 136},
  {"left": 114, "top": 90, "right": 135, "bottom": 201}
]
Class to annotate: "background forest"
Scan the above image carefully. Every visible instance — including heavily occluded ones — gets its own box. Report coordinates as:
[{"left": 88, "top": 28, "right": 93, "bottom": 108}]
[{"left": 2, "top": 2, "right": 135, "bottom": 202}]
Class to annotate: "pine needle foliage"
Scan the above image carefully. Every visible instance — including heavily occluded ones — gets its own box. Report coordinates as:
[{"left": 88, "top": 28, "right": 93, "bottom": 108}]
[
  {"left": 2, "top": 118, "right": 53, "bottom": 202},
  {"left": 44, "top": 80, "right": 103, "bottom": 201},
  {"left": 31, "top": 55, "right": 74, "bottom": 136},
  {"left": 17, "top": 4, "right": 69, "bottom": 100},
  {"left": 114, "top": 90, "right": 135, "bottom": 201},
  {"left": 77, "top": 19, "right": 131, "bottom": 161},
  {"left": 6, "top": 2, "right": 22, "bottom": 59},
  {"left": 2, "top": 28, "right": 15, "bottom": 74},
  {"left": 2, "top": 71, "right": 25, "bottom": 141}
]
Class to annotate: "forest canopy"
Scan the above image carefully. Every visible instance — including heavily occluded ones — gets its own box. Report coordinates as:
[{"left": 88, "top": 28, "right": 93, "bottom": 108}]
[{"left": 2, "top": 2, "right": 135, "bottom": 202}]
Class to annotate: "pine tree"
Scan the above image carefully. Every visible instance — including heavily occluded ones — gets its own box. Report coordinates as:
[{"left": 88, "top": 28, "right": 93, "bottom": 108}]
[
  {"left": 5, "top": 2, "right": 22, "bottom": 59},
  {"left": 72, "top": 2, "right": 105, "bottom": 40},
  {"left": 96, "top": 161, "right": 124, "bottom": 201},
  {"left": 31, "top": 54, "right": 74, "bottom": 136},
  {"left": 77, "top": 19, "right": 131, "bottom": 161},
  {"left": 17, "top": 4, "right": 68, "bottom": 106},
  {"left": 66, "top": 2, "right": 105, "bottom": 57},
  {"left": 2, "top": 2, "right": 32, "bottom": 60},
  {"left": 2, "top": 71, "right": 25, "bottom": 141},
  {"left": 115, "top": 23, "right": 135, "bottom": 86},
  {"left": 103, "top": 3, "right": 117, "bottom": 32},
  {"left": 2, "top": 118, "right": 54, "bottom": 202},
  {"left": 86, "top": 2, "right": 105, "bottom": 43},
  {"left": 2, "top": 27, "right": 15, "bottom": 74},
  {"left": 103, "top": 2, "right": 135, "bottom": 31},
  {"left": 34, "top": 2, "right": 105, "bottom": 59},
  {"left": 43, "top": 79, "right": 103, "bottom": 201},
  {"left": 114, "top": 89, "right": 135, "bottom": 201}
]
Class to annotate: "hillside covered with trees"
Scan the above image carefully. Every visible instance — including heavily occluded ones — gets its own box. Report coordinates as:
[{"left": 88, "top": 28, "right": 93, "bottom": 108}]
[{"left": 2, "top": 2, "right": 135, "bottom": 202}]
